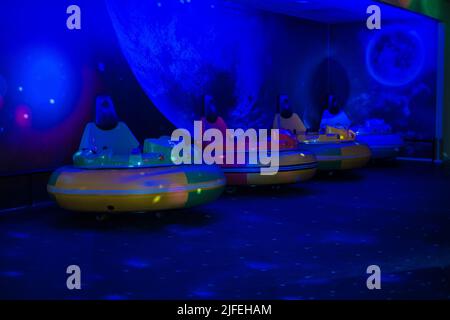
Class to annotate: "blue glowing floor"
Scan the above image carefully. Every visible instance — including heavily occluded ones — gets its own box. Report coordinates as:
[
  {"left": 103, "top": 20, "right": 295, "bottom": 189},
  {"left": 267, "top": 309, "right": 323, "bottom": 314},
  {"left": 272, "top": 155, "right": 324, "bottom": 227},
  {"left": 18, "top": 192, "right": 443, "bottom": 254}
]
[{"left": 1, "top": 162, "right": 450, "bottom": 300}]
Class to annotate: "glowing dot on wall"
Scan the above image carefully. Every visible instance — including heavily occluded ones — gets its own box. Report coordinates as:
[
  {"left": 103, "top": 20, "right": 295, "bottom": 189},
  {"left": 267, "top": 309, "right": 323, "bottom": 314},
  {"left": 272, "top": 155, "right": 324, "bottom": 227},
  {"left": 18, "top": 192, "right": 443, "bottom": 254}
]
[
  {"left": 18, "top": 86, "right": 24, "bottom": 92},
  {"left": 49, "top": 98, "right": 55, "bottom": 104},
  {"left": 15, "top": 104, "right": 32, "bottom": 127}
]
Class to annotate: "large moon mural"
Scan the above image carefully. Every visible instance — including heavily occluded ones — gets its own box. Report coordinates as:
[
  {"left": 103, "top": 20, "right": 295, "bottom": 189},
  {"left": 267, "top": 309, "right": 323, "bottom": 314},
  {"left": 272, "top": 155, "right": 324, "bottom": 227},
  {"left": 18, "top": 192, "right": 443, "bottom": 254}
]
[
  {"left": 366, "top": 27, "right": 425, "bottom": 87},
  {"left": 105, "top": 0, "right": 327, "bottom": 131}
]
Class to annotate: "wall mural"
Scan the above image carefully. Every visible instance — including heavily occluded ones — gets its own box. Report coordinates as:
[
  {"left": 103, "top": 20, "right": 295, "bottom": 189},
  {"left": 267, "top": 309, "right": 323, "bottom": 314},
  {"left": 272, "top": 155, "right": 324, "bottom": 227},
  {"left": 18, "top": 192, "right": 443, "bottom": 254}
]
[
  {"left": 331, "top": 21, "right": 438, "bottom": 158},
  {"left": 0, "top": 0, "right": 440, "bottom": 174}
]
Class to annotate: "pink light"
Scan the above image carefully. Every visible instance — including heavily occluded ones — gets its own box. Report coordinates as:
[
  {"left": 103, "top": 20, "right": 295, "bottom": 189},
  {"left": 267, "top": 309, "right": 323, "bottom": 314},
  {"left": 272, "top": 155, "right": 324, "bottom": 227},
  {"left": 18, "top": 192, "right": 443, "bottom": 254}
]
[{"left": 15, "top": 104, "right": 32, "bottom": 127}]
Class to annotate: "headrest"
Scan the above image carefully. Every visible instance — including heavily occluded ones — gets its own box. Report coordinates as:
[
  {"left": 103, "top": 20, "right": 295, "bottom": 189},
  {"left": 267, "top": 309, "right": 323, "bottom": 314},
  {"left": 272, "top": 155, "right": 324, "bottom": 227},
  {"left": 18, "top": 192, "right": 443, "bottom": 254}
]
[
  {"left": 277, "top": 95, "right": 293, "bottom": 119},
  {"left": 204, "top": 95, "right": 218, "bottom": 124},
  {"left": 95, "top": 96, "right": 119, "bottom": 130},
  {"left": 327, "top": 95, "right": 341, "bottom": 116}
]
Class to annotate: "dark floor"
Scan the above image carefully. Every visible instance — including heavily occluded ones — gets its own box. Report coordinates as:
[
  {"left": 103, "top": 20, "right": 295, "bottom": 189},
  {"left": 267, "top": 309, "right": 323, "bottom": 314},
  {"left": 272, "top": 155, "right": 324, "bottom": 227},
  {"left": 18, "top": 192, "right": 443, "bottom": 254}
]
[{"left": 1, "top": 162, "right": 450, "bottom": 300}]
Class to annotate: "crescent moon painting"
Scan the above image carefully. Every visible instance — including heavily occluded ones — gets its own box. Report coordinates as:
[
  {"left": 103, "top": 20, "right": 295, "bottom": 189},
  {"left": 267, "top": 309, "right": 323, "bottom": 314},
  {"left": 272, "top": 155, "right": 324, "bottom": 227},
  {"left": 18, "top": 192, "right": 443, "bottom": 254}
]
[{"left": 105, "top": 0, "right": 326, "bottom": 131}]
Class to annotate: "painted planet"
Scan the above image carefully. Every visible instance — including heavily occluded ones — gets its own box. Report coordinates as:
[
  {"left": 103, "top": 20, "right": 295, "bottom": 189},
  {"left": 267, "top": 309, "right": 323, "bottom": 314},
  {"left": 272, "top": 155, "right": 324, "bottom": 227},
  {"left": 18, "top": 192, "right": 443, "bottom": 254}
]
[
  {"left": 366, "top": 28, "right": 424, "bottom": 87},
  {"left": 0, "top": 75, "right": 7, "bottom": 97},
  {"left": 106, "top": 0, "right": 320, "bottom": 131}
]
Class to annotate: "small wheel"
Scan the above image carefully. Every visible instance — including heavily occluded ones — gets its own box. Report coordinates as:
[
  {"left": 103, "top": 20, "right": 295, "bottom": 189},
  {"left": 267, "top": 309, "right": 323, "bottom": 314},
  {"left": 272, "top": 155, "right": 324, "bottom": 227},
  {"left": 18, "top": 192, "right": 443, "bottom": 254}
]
[
  {"left": 226, "top": 187, "right": 236, "bottom": 194},
  {"left": 96, "top": 213, "right": 109, "bottom": 222}
]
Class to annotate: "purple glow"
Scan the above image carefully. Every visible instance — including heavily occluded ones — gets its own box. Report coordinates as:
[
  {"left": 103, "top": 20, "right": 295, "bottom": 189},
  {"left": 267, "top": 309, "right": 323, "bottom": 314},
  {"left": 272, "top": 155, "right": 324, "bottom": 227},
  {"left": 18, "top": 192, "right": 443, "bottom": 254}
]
[{"left": 15, "top": 104, "right": 32, "bottom": 127}]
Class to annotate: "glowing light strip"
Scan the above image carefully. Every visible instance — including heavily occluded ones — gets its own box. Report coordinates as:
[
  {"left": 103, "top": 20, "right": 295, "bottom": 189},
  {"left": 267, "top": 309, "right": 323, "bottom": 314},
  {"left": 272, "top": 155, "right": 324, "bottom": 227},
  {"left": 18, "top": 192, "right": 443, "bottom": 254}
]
[
  {"left": 222, "top": 162, "right": 317, "bottom": 173},
  {"left": 48, "top": 178, "right": 225, "bottom": 196},
  {"left": 316, "top": 154, "right": 370, "bottom": 161}
]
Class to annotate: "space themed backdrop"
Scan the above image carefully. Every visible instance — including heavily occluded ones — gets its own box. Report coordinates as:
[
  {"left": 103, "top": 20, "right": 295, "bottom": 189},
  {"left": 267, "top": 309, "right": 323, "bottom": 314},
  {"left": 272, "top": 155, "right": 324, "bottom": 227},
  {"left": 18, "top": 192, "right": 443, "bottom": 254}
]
[{"left": 0, "top": 0, "right": 440, "bottom": 174}]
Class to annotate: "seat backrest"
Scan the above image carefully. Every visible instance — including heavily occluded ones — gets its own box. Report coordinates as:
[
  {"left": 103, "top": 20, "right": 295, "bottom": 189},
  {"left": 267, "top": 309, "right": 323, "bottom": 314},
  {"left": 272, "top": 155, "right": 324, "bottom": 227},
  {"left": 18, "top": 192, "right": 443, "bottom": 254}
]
[
  {"left": 273, "top": 113, "right": 307, "bottom": 135},
  {"left": 273, "top": 95, "right": 307, "bottom": 134},
  {"left": 78, "top": 96, "right": 139, "bottom": 154}
]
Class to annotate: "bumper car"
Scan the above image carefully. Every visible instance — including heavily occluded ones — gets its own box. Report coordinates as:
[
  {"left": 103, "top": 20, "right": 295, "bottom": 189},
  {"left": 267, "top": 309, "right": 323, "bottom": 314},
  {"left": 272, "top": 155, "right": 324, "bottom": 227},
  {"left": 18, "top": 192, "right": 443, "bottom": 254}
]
[
  {"left": 352, "top": 119, "right": 404, "bottom": 160},
  {"left": 273, "top": 95, "right": 371, "bottom": 170},
  {"left": 220, "top": 135, "right": 318, "bottom": 186},
  {"left": 48, "top": 96, "right": 225, "bottom": 213},
  {"left": 201, "top": 95, "right": 318, "bottom": 186}
]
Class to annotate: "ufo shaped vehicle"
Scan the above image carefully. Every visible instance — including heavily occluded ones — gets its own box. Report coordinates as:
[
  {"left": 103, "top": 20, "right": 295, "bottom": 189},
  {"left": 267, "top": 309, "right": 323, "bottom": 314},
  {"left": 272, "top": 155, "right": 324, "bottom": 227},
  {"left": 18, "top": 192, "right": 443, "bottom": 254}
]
[{"left": 48, "top": 96, "right": 225, "bottom": 214}]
